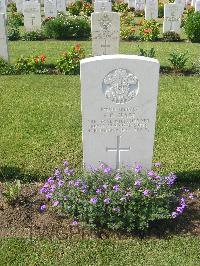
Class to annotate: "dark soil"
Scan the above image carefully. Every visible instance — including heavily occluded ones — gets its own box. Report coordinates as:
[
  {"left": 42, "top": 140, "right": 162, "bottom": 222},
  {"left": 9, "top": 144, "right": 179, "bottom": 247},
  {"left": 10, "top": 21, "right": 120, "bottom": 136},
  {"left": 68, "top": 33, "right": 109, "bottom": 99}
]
[{"left": 0, "top": 182, "right": 199, "bottom": 240}]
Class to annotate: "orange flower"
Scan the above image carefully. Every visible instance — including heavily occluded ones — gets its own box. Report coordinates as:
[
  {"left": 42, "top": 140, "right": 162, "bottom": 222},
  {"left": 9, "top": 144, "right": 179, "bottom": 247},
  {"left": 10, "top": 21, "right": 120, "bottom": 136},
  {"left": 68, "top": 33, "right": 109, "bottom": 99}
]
[
  {"left": 40, "top": 53, "right": 46, "bottom": 63},
  {"left": 74, "top": 44, "right": 81, "bottom": 51},
  {"left": 35, "top": 57, "right": 39, "bottom": 64},
  {"left": 143, "top": 28, "right": 152, "bottom": 33}
]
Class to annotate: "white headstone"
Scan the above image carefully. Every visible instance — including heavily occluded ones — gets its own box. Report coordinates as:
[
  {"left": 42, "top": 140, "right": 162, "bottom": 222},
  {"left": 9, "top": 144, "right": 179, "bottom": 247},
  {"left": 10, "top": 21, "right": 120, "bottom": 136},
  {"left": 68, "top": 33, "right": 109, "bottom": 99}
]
[
  {"left": 135, "top": 0, "right": 145, "bottom": 11},
  {"left": 44, "top": 0, "right": 57, "bottom": 17},
  {"left": 145, "top": 0, "right": 158, "bottom": 20},
  {"left": 91, "top": 12, "right": 120, "bottom": 56},
  {"left": 0, "top": 13, "right": 9, "bottom": 62},
  {"left": 195, "top": 0, "right": 200, "bottom": 10},
  {"left": 81, "top": 55, "right": 160, "bottom": 170},
  {"left": 0, "top": 0, "right": 7, "bottom": 19},
  {"left": 23, "top": 1, "right": 41, "bottom": 31},
  {"left": 191, "top": 0, "right": 196, "bottom": 6},
  {"left": 128, "top": 0, "right": 135, "bottom": 8},
  {"left": 16, "top": 0, "right": 23, "bottom": 13},
  {"left": 94, "top": 0, "right": 112, "bottom": 13},
  {"left": 56, "top": 0, "right": 66, "bottom": 13},
  {"left": 175, "top": 0, "right": 185, "bottom": 16},
  {"left": 163, "top": 4, "right": 181, "bottom": 33}
]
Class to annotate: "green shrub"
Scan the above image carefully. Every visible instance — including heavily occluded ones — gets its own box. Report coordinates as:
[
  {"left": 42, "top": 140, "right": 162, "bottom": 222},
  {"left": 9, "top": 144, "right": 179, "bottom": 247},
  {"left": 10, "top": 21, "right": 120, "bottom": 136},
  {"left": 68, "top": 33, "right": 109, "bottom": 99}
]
[
  {"left": 56, "top": 44, "right": 85, "bottom": 75},
  {"left": 8, "top": 2, "right": 17, "bottom": 12},
  {"left": 192, "top": 58, "right": 200, "bottom": 74},
  {"left": 0, "top": 57, "right": 15, "bottom": 75},
  {"left": 39, "top": 162, "right": 193, "bottom": 233},
  {"left": 112, "top": 2, "right": 128, "bottom": 13},
  {"left": 139, "top": 19, "right": 160, "bottom": 41},
  {"left": 68, "top": 0, "right": 83, "bottom": 15},
  {"left": 158, "top": 3, "right": 164, "bottom": 18},
  {"left": 14, "top": 54, "right": 48, "bottom": 74},
  {"left": 8, "top": 12, "right": 24, "bottom": 27},
  {"left": 134, "top": 10, "right": 145, "bottom": 17},
  {"left": 43, "top": 14, "right": 91, "bottom": 40},
  {"left": 21, "top": 30, "right": 46, "bottom": 41},
  {"left": 163, "top": 31, "right": 181, "bottom": 42},
  {"left": 82, "top": 2, "right": 93, "bottom": 16},
  {"left": 121, "top": 11, "right": 135, "bottom": 27},
  {"left": 138, "top": 46, "right": 156, "bottom": 58},
  {"left": 121, "top": 26, "right": 136, "bottom": 41},
  {"left": 184, "top": 11, "right": 200, "bottom": 43},
  {"left": 8, "top": 27, "right": 20, "bottom": 41},
  {"left": 168, "top": 51, "right": 189, "bottom": 72},
  {"left": 2, "top": 180, "right": 21, "bottom": 204}
]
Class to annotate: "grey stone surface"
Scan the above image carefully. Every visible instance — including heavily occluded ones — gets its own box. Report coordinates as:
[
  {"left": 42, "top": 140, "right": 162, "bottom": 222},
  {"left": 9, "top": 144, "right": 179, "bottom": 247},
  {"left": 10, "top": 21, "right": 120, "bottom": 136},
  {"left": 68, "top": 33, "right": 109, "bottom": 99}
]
[
  {"left": 0, "top": 13, "right": 9, "bottom": 61},
  {"left": 81, "top": 55, "right": 160, "bottom": 170}
]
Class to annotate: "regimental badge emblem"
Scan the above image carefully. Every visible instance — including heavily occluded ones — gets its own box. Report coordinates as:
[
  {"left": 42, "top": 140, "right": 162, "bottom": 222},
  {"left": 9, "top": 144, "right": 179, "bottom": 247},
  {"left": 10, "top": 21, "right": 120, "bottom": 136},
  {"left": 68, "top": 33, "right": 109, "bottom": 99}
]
[{"left": 102, "top": 68, "right": 139, "bottom": 104}]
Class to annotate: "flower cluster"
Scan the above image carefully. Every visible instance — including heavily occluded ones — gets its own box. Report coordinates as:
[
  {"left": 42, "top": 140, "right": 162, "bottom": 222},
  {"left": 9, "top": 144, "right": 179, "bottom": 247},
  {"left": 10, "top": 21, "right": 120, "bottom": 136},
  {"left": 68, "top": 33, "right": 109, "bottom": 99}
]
[
  {"left": 139, "top": 19, "right": 160, "bottom": 41},
  {"left": 39, "top": 162, "right": 194, "bottom": 233}
]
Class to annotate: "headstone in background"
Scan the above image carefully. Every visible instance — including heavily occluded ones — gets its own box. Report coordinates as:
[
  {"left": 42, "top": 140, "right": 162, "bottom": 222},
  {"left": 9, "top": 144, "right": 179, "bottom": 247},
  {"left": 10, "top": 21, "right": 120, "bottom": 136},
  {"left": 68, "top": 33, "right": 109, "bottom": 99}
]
[
  {"left": 56, "top": 0, "right": 66, "bottom": 13},
  {"left": 16, "top": 0, "right": 23, "bottom": 13},
  {"left": 0, "top": 13, "right": 9, "bottom": 62},
  {"left": 91, "top": 12, "right": 120, "bottom": 56},
  {"left": 128, "top": 0, "right": 135, "bottom": 8},
  {"left": 94, "top": 0, "right": 112, "bottom": 13},
  {"left": 163, "top": 3, "right": 181, "bottom": 33},
  {"left": 145, "top": 0, "right": 158, "bottom": 20},
  {"left": 135, "top": 0, "right": 145, "bottom": 11},
  {"left": 81, "top": 55, "right": 160, "bottom": 170},
  {"left": 0, "top": 0, "right": 7, "bottom": 19},
  {"left": 195, "top": 0, "right": 200, "bottom": 11},
  {"left": 44, "top": 0, "right": 57, "bottom": 17},
  {"left": 175, "top": 0, "right": 185, "bottom": 16},
  {"left": 191, "top": 0, "right": 196, "bottom": 7},
  {"left": 23, "top": 1, "right": 41, "bottom": 31}
]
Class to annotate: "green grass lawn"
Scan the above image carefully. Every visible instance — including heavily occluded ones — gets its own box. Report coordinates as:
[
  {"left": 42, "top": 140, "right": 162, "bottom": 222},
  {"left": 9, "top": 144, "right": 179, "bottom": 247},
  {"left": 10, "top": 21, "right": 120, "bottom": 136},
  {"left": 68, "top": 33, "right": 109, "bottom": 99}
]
[
  {"left": 0, "top": 236, "right": 199, "bottom": 265},
  {"left": 8, "top": 40, "right": 200, "bottom": 68},
  {"left": 0, "top": 74, "right": 199, "bottom": 182}
]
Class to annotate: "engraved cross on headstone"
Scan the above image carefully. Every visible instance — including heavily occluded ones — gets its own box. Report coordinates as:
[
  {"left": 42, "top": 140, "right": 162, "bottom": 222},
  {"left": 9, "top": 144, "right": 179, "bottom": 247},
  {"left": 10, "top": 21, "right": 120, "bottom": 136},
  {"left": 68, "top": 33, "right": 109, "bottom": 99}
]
[
  {"left": 31, "top": 14, "right": 36, "bottom": 26},
  {"left": 106, "top": 135, "right": 130, "bottom": 169}
]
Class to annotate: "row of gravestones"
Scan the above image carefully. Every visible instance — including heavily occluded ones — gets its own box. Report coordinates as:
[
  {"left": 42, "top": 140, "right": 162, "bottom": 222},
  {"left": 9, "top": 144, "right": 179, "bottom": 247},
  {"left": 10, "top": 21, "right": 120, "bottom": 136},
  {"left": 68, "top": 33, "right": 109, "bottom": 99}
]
[{"left": 1, "top": 0, "right": 200, "bottom": 32}]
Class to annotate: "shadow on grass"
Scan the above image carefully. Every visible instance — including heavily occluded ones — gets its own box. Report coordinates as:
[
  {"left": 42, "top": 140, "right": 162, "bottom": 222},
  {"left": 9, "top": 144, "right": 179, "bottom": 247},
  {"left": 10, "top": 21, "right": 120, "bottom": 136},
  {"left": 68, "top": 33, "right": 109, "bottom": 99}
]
[
  {"left": 0, "top": 165, "right": 46, "bottom": 183},
  {"left": 176, "top": 169, "right": 200, "bottom": 185}
]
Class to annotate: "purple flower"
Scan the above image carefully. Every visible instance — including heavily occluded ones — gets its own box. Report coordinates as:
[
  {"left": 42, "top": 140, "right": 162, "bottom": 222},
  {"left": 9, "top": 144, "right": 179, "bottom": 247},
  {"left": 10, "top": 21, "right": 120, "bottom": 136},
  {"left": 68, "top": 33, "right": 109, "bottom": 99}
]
[
  {"left": 50, "top": 184, "right": 56, "bottom": 192},
  {"left": 113, "top": 184, "right": 119, "bottom": 192},
  {"left": 134, "top": 180, "right": 141, "bottom": 188},
  {"left": 165, "top": 173, "right": 177, "bottom": 186},
  {"left": 39, "top": 187, "right": 47, "bottom": 194},
  {"left": 115, "top": 173, "right": 121, "bottom": 180},
  {"left": 183, "top": 188, "right": 190, "bottom": 193},
  {"left": 154, "top": 162, "right": 161, "bottom": 168},
  {"left": 147, "top": 170, "right": 156, "bottom": 177},
  {"left": 104, "top": 167, "right": 112, "bottom": 174},
  {"left": 156, "top": 184, "right": 161, "bottom": 189},
  {"left": 171, "top": 212, "right": 178, "bottom": 218},
  {"left": 43, "top": 182, "right": 50, "bottom": 188},
  {"left": 113, "top": 207, "right": 120, "bottom": 213},
  {"left": 154, "top": 175, "right": 161, "bottom": 180},
  {"left": 47, "top": 177, "right": 54, "bottom": 184},
  {"left": 99, "top": 162, "right": 105, "bottom": 169},
  {"left": 96, "top": 188, "right": 102, "bottom": 194},
  {"left": 104, "top": 198, "right": 110, "bottom": 204},
  {"left": 58, "top": 180, "right": 65, "bottom": 187},
  {"left": 64, "top": 168, "right": 74, "bottom": 176},
  {"left": 125, "top": 192, "right": 132, "bottom": 197},
  {"left": 54, "top": 168, "right": 62, "bottom": 179},
  {"left": 90, "top": 197, "right": 98, "bottom": 204},
  {"left": 40, "top": 204, "right": 46, "bottom": 211},
  {"left": 52, "top": 200, "right": 59, "bottom": 207},
  {"left": 102, "top": 184, "right": 108, "bottom": 190},
  {"left": 46, "top": 193, "right": 52, "bottom": 199},
  {"left": 143, "top": 189, "right": 150, "bottom": 197},
  {"left": 63, "top": 161, "right": 69, "bottom": 167},
  {"left": 189, "top": 193, "right": 194, "bottom": 199},
  {"left": 135, "top": 164, "right": 142, "bottom": 173},
  {"left": 75, "top": 180, "right": 81, "bottom": 187},
  {"left": 72, "top": 220, "right": 78, "bottom": 226}
]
